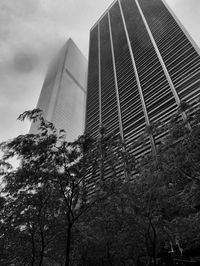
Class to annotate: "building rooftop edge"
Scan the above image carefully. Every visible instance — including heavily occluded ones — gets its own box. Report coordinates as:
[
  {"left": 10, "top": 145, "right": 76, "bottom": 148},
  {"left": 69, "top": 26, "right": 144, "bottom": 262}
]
[
  {"left": 67, "top": 38, "right": 88, "bottom": 62},
  {"left": 90, "top": 0, "right": 117, "bottom": 31}
]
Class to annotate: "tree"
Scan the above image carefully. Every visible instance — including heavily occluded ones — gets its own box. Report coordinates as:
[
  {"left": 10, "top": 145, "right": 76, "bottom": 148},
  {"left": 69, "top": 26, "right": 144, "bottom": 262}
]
[
  {"left": 0, "top": 109, "right": 134, "bottom": 266},
  {"left": 0, "top": 109, "right": 101, "bottom": 265},
  {"left": 131, "top": 101, "right": 200, "bottom": 264},
  {"left": 1, "top": 102, "right": 200, "bottom": 266}
]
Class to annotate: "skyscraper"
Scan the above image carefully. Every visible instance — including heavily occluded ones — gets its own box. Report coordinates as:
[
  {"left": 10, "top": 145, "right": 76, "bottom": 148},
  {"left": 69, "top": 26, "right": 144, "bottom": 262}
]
[
  {"left": 85, "top": 0, "right": 200, "bottom": 159},
  {"left": 30, "top": 38, "right": 88, "bottom": 141}
]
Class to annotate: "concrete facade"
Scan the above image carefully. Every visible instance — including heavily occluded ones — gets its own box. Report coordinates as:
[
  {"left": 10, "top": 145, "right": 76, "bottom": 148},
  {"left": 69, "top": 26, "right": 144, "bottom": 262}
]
[{"left": 30, "top": 39, "right": 88, "bottom": 141}]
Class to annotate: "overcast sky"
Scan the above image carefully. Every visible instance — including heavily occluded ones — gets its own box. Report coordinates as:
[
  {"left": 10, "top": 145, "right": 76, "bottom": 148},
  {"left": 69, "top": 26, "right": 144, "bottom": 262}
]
[{"left": 0, "top": 0, "right": 200, "bottom": 143}]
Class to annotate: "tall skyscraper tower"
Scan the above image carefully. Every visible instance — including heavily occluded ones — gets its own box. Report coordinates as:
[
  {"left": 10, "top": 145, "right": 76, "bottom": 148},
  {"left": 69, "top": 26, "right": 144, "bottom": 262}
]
[
  {"left": 85, "top": 0, "right": 200, "bottom": 159},
  {"left": 30, "top": 38, "right": 88, "bottom": 141}
]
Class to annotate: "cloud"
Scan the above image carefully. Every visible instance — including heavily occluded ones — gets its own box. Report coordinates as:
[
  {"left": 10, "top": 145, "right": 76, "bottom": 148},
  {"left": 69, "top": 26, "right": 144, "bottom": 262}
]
[
  {"left": 12, "top": 51, "right": 39, "bottom": 73},
  {"left": 0, "top": 0, "right": 115, "bottom": 82},
  {"left": 0, "top": 0, "right": 199, "bottom": 145},
  {"left": 167, "top": 0, "right": 200, "bottom": 46},
  {"left": 0, "top": 0, "right": 68, "bottom": 75}
]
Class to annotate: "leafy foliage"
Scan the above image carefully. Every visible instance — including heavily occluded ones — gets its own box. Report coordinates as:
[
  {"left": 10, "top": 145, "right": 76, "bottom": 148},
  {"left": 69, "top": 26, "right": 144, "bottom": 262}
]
[{"left": 1, "top": 103, "right": 200, "bottom": 265}]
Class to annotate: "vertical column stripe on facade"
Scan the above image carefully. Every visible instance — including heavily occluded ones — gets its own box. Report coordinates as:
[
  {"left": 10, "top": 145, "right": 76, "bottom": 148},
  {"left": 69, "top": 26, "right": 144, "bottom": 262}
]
[
  {"left": 135, "top": 0, "right": 180, "bottom": 105},
  {"left": 85, "top": 26, "right": 100, "bottom": 138},
  {"left": 85, "top": 27, "right": 101, "bottom": 192},
  {"left": 107, "top": 12, "right": 125, "bottom": 141},
  {"left": 109, "top": 1, "right": 151, "bottom": 157},
  {"left": 118, "top": 0, "right": 156, "bottom": 153},
  {"left": 120, "top": 0, "right": 178, "bottom": 145},
  {"left": 135, "top": 0, "right": 190, "bottom": 125},
  {"left": 98, "top": 23, "right": 102, "bottom": 125},
  {"left": 138, "top": 0, "right": 200, "bottom": 109},
  {"left": 99, "top": 14, "right": 120, "bottom": 136}
]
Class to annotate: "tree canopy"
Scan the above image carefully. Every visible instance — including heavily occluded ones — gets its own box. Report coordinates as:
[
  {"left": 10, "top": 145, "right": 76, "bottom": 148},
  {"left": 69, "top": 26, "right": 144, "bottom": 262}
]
[{"left": 1, "top": 103, "right": 200, "bottom": 265}]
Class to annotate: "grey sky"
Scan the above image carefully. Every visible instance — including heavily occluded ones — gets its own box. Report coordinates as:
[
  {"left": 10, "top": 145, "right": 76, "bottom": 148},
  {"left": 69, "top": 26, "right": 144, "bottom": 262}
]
[{"left": 0, "top": 0, "right": 200, "bottom": 143}]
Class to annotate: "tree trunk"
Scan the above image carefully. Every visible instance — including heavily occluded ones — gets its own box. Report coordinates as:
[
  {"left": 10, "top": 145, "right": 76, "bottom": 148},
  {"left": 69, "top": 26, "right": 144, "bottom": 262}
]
[
  {"left": 39, "top": 233, "right": 45, "bottom": 266},
  {"left": 81, "top": 249, "right": 88, "bottom": 266},
  {"left": 81, "top": 255, "right": 87, "bottom": 266},
  {"left": 38, "top": 220, "right": 45, "bottom": 266},
  {"left": 31, "top": 231, "right": 36, "bottom": 266},
  {"left": 106, "top": 243, "right": 113, "bottom": 266},
  {"left": 65, "top": 223, "right": 72, "bottom": 266},
  {"left": 39, "top": 247, "right": 45, "bottom": 266},
  {"left": 150, "top": 219, "right": 157, "bottom": 266}
]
